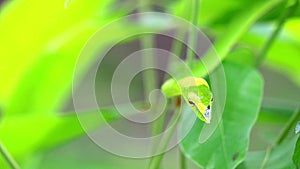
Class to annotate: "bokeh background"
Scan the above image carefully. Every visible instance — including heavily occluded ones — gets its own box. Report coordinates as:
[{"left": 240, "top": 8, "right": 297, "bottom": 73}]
[{"left": 0, "top": 0, "right": 300, "bottom": 168}]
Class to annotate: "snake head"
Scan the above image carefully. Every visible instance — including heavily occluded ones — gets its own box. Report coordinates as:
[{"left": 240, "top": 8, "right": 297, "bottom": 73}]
[
  {"left": 177, "top": 77, "right": 213, "bottom": 124},
  {"left": 187, "top": 92, "right": 213, "bottom": 124}
]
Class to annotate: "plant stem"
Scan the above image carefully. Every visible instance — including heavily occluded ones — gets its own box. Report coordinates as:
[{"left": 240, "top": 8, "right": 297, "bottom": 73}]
[
  {"left": 276, "top": 109, "right": 300, "bottom": 145},
  {"left": 259, "top": 146, "right": 272, "bottom": 169},
  {"left": 141, "top": 35, "right": 157, "bottom": 97},
  {"left": 259, "top": 108, "right": 299, "bottom": 168},
  {"left": 0, "top": 143, "right": 20, "bottom": 169},
  {"left": 148, "top": 1, "right": 200, "bottom": 168},
  {"left": 138, "top": 2, "right": 160, "bottom": 136},
  {"left": 186, "top": 0, "right": 200, "bottom": 65},
  {"left": 138, "top": 4, "right": 170, "bottom": 168},
  {"left": 148, "top": 109, "right": 182, "bottom": 169},
  {"left": 170, "top": 30, "right": 185, "bottom": 60},
  {"left": 180, "top": 149, "right": 186, "bottom": 169},
  {"left": 139, "top": 1, "right": 157, "bottom": 99},
  {"left": 256, "top": 0, "right": 299, "bottom": 67}
]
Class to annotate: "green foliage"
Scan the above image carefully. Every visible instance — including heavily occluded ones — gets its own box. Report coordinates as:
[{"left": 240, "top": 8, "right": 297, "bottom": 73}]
[
  {"left": 238, "top": 137, "right": 297, "bottom": 169},
  {"left": 170, "top": 0, "right": 291, "bottom": 27},
  {"left": 0, "top": 108, "right": 122, "bottom": 158},
  {"left": 293, "top": 134, "right": 300, "bottom": 168},
  {"left": 190, "top": 0, "right": 286, "bottom": 77},
  {"left": 180, "top": 62, "right": 263, "bottom": 169},
  {"left": 0, "top": 0, "right": 299, "bottom": 168},
  {"left": 0, "top": 0, "right": 135, "bottom": 116},
  {"left": 242, "top": 22, "right": 300, "bottom": 86},
  {"left": 0, "top": 0, "right": 140, "bottom": 164},
  {"left": 294, "top": 136, "right": 300, "bottom": 168}
]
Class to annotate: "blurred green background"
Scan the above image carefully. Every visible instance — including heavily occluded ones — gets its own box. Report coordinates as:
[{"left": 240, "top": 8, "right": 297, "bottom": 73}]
[{"left": 0, "top": 0, "right": 300, "bottom": 168}]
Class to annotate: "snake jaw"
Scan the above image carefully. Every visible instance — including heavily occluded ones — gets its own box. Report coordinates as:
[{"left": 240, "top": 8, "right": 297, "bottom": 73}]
[
  {"left": 187, "top": 92, "right": 211, "bottom": 124},
  {"left": 204, "top": 106, "right": 211, "bottom": 123}
]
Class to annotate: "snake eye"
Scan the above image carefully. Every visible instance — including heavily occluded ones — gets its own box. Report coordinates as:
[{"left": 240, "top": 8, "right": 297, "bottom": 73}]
[
  {"left": 207, "top": 105, "right": 210, "bottom": 109},
  {"left": 188, "top": 100, "right": 195, "bottom": 106}
]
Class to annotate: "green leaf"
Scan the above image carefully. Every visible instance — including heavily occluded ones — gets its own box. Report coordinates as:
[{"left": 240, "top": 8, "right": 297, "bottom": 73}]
[
  {"left": 0, "top": 0, "right": 159, "bottom": 162},
  {"left": 238, "top": 136, "right": 298, "bottom": 169},
  {"left": 293, "top": 135, "right": 300, "bottom": 168},
  {"left": 241, "top": 20, "right": 300, "bottom": 86},
  {"left": 189, "top": 0, "right": 286, "bottom": 77},
  {"left": 0, "top": 0, "right": 137, "bottom": 116},
  {"left": 0, "top": 108, "right": 121, "bottom": 159},
  {"left": 0, "top": 0, "right": 116, "bottom": 103},
  {"left": 180, "top": 62, "right": 263, "bottom": 169},
  {"left": 170, "top": 0, "right": 288, "bottom": 27}
]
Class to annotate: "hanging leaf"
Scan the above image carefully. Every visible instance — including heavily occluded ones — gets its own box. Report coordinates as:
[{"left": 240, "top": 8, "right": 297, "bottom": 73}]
[{"left": 180, "top": 62, "right": 263, "bottom": 169}]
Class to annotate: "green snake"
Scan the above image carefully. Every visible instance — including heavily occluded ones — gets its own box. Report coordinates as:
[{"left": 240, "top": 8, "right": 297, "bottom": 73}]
[{"left": 161, "top": 77, "right": 213, "bottom": 123}]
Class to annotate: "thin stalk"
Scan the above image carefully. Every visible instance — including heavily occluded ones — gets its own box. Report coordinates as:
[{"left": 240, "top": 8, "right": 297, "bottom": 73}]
[
  {"left": 180, "top": 149, "right": 186, "bottom": 169},
  {"left": 149, "top": 1, "right": 200, "bottom": 167},
  {"left": 0, "top": 143, "right": 20, "bottom": 169},
  {"left": 170, "top": 30, "right": 185, "bottom": 60},
  {"left": 268, "top": 0, "right": 300, "bottom": 141},
  {"left": 148, "top": 109, "right": 182, "bottom": 169},
  {"left": 256, "top": 0, "right": 299, "bottom": 66},
  {"left": 148, "top": 3, "right": 195, "bottom": 168},
  {"left": 186, "top": 0, "right": 200, "bottom": 65},
  {"left": 276, "top": 109, "right": 300, "bottom": 145},
  {"left": 147, "top": 15, "right": 187, "bottom": 169},
  {"left": 138, "top": 3, "right": 160, "bottom": 135},
  {"left": 138, "top": 4, "right": 169, "bottom": 167},
  {"left": 259, "top": 146, "right": 272, "bottom": 169},
  {"left": 139, "top": 1, "right": 157, "bottom": 99},
  {"left": 141, "top": 35, "right": 157, "bottom": 98},
  {"left": 259, "top": 108, "right": 300, "bottom": 168}
]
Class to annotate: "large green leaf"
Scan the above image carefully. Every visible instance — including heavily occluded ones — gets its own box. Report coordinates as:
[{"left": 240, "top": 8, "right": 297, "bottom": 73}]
[
  {"left": 0, "top": 0, "right": 163, "bottom": 165},
  {"left": 0, "top": 0, "right": 115, "bottom": 104},
  {"left": 0, "top": 0, "right": 138, "bottom": 116},
  {"left": 180, "top": 62, "right": 263, "bottom": 169},
  {"left": 0, "top": 108, "right": 122, "bottom": 159},
  {"left": 238, "top": 136, "right": 298, "bottom": 169}
]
